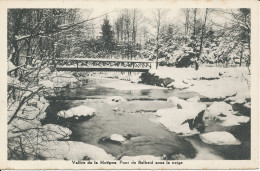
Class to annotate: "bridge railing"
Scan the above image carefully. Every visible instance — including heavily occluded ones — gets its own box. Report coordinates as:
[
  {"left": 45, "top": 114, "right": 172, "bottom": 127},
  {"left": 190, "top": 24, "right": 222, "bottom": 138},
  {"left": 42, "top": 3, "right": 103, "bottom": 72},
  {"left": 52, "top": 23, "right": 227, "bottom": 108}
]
[{"left": 55, "top": 58, "right": 153, "bottom": 71}]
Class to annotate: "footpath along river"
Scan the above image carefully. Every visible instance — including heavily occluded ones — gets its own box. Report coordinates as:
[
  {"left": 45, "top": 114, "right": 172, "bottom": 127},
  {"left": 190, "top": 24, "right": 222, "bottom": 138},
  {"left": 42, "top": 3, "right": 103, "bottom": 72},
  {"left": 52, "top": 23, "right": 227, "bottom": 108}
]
[{"left": 46, "top": 77, "right": 250, "bottom": 160}]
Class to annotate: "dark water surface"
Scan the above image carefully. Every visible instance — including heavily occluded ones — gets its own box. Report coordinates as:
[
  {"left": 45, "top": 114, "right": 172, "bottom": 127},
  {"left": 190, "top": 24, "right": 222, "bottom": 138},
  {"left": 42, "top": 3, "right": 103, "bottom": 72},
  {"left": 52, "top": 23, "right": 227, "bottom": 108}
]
[{"left": 47, "top": 77, "right": 250, "bottom": 160}]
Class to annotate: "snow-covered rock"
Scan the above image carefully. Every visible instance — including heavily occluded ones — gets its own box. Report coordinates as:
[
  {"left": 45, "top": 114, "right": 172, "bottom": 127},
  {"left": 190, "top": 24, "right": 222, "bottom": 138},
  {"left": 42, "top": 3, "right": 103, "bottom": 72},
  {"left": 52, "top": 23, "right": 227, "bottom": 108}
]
[
  {"left": 167, "top": 96, "right": 206, "bottom": 119},
  {"left": 200, "top": 131, "right": 241, "bottom": 145},
  {"left": 220, "top": 115, "right": 250, "bottom": 127},
  {"left": 110, "top": 134, "right": 126, "bottom": 142},
  {"left": 121, "top": 155, "right": 161, "bottom": 160},
  {"left": 203, "top": 101, "right": 250, "bottom": 126},
  {"left": 57, "top": 105, "right": 96, "bottom": 118},
  {"left": 40, "top": 141, "right": 115, "bottom": 160},
  {"left": 207, "top": 102, "right": 234, "bottom": 117},
  {"left": 225, "top": 83, "right": 250, "bottom": 105},
  {"left": 156, "top": 107, "right": 199, "bottom": 136},
  {"left": 105, "top": 96, "right": 127, "bottom": 105}
]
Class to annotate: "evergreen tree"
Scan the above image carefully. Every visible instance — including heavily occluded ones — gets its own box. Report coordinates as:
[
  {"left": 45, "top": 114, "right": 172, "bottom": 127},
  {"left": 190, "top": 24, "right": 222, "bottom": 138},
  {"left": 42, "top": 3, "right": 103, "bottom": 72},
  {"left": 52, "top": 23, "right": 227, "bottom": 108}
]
[{"left": 101, "top": 16, "right": 114, "bottom": 53}]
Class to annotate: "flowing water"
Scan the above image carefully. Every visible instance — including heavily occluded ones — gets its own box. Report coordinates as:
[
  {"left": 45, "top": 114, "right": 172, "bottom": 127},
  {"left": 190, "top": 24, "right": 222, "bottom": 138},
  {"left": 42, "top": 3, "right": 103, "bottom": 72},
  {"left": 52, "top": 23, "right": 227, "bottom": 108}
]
[{"left": 46, "top": 77, "right": 250, "bottom": 160}]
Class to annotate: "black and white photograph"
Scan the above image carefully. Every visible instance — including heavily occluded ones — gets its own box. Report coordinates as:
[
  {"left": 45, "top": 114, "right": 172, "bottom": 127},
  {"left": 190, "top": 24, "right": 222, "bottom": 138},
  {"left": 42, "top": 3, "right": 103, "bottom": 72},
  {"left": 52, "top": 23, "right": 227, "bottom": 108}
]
[{"left": 1, "top": 0, "right": 259, "bottom": 169}]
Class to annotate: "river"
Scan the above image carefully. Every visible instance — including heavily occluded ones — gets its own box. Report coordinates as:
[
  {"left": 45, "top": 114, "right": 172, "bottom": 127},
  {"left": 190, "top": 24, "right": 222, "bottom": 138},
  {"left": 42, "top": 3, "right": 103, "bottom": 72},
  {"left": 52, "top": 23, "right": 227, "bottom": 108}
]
[{"left": 45, "top": 77, "right": 250, "bottom": 160}]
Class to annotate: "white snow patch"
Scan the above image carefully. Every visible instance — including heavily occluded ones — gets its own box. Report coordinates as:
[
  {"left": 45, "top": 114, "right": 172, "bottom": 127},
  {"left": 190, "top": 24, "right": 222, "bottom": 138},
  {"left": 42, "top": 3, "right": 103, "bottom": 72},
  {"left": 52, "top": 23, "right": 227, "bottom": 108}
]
[
  {"left": 39, "top": 80, "right": 54, "bottom": 89},
  {"left": 156, "top": 107, "right": 199, "bottom": 136},
  {"left": 39, "top": 68, "right": 51, "bottom": 77},
  {"left": 40, "top": 141, "right": 114, "bottom": 160},
  {"left": 8, "top": 61, "right": 17, "bottom": 71},
  {"left": 207, "top": 102, "right": 234, "bottom": 117},
  {"left": 167, "top": 80, "right": 190, "bottom": 89},
  {"left": 203, "top": 102, "right": 250, "bottom": 126},
  {"left": 57, "top": 105, "right": 96, "bottom": 118},
  {"left": 220, "top": 115, "right": 250, "bottom": 127},
  {"left": 200, "top": 131, "right": 241, "bottom": 145},
  {"left": 167, "top": 96, "right": 206, "bottom": 119},
  {"left": 187, "top": 96, "right": 200, "bottom": 102},
  {"left": 110, "top": 134, "right": 126, "bottom": 142}
]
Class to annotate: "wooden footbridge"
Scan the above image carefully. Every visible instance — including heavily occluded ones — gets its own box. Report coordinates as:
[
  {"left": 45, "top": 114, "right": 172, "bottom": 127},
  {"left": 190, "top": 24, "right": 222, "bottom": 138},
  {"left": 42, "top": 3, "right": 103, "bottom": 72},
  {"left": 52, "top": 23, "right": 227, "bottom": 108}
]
[{"left": 55, "top": 58, "right": 153, "bottom": 72}]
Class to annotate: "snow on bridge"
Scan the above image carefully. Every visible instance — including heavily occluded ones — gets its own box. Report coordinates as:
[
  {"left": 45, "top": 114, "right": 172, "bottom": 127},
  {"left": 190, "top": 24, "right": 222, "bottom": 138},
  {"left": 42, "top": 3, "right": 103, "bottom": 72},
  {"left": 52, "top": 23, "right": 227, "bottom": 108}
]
[{"left": 55, "top": 58, "right": 153, "bottom": 72}]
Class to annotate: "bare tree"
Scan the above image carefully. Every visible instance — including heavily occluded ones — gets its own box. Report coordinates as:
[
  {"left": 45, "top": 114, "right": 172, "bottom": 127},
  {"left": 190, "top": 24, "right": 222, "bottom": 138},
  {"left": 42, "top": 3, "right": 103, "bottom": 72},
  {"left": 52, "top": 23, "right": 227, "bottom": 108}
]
[{"left": 150, "top": 9, "right": 168, "bottom": 69}]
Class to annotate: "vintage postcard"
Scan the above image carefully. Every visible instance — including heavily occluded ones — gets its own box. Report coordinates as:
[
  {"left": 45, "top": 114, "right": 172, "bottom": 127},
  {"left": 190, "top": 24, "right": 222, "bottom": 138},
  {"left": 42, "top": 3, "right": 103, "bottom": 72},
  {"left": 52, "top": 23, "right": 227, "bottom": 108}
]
[{"left": 0, "top": 0, "right": 259, "bottom": 169}]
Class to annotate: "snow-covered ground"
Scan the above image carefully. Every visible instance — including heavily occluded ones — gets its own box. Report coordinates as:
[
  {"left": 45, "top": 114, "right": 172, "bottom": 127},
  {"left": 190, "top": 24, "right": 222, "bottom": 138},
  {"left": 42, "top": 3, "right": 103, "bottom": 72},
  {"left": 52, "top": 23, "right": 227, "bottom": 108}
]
[{"left": 149, "top": 66, "right": 250, "bottom": 100}]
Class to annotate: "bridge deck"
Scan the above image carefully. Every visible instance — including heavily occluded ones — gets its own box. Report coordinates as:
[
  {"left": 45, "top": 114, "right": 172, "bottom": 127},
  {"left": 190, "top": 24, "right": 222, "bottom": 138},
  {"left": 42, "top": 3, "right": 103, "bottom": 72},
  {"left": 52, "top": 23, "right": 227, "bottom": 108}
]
[
  {"left": 55, "top": 58, "right": 152, "bottom": 72},
  {"left": 55, "top": 58, "right": 153, "bottom": 63},
  {"left": 56, "top": 66, "right": 150, "bottom": 72}
]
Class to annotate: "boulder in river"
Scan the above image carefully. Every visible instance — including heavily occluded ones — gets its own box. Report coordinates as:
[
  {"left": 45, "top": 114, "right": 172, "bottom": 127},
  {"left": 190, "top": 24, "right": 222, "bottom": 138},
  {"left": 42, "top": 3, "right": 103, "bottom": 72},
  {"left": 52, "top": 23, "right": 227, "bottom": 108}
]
[
  {"left": 203, "top": 101, "right": 250, "bottom": 127},
  {"left": 57, "top": 105, "right": 96, "bottom": 119},
  {"left": 110, "top": 134, "right": 126, "bottom": 143},
  {"left": 207, "top": 101, "right": 234, "bottom": 117},
  {"left": 167, "top": 96, "right": 206, "bottom": 119},
  {"left": 200, "top": 131, "right": 241, "bottom": 145},
  {"left": 156, "top": 107, "right": 199, "bottom": 136}
]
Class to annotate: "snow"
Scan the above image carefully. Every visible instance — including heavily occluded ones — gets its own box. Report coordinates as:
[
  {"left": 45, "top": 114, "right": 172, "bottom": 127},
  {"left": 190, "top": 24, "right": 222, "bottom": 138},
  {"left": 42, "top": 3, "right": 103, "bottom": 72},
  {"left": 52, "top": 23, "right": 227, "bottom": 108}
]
[
  {"left": 203, "top": 101, "right": 250, "bottom": 126},
  {"left": 200, "top": 131, "right": 241, "bottom": 145},
  {"left": 121, "top": 155, "right": 161, "bottom": 160},
  {"left": 156, "top": 97, "right": 206, "bottom": 135},
  {"left": 188, "top": 78, "right": 238, "bottom": 99},
  {"left": 110, "top": 134, "right": 126, "bottom": 142},
  {"left": 8, "top": 61, "right": 17, "bottom": 71},
  {"left": 39, "top": 68, "right": 51, "bottom": 77},
  {"left": 39, "top": 80, "right": 54, "bottom": 89},
  {"left": 166, "top": 79, "right": 190, "bottom": 89},
  {"left": 149, "top": 66, "right": 250, "bottom": 100},
  {"left": 40, "top": 141, "right": 115, "bottom": 160},
  {"left": 225, "top": 81, "right": 250, "bottom": 104},
  {"left": 156, "top": 107, "right": 199, "bottom": 136},
  {"left": 220, "top": 115, "right": 250, "bottom": 127},
  {"left": 187, "top": 96, "right": 200, "bottom": 102},
  {"left": 207, "top": 102, "right": 234, "bottom": 117},
  {"left": 50, "top": 71, "right": 78, "bottom": 88},
  {"left": 10, "top": 118, "right": 41, "bottom": 131},
  {"left": 8, "top": 76, "right": 26, "bottom": 88},
  {"left": 42, "top": 124, "right": 72, "bottom": 140},
  {"left": 57, "top": 105, "right": 96, "bottom": 118},
  {"left": 167, "top": 96, "right": 206, "bottom": 119}
]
